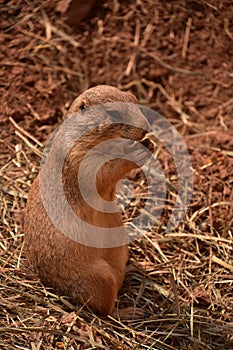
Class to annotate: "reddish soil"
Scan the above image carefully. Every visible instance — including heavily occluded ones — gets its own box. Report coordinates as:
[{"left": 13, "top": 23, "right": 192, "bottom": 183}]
[{"left": 2, "top": 0, "right": 232, "bottom": 240}]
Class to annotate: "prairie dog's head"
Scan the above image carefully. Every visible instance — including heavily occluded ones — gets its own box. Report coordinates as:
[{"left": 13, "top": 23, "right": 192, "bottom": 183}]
[
  {"left": 50, "top": 86, "right": 153, "bottom": 169},
  {"left": 65, "top": 85, "right": 150, "bottom": 143},
  {"left": 67, "top": 85, "right": 138, "bottom": 116}
]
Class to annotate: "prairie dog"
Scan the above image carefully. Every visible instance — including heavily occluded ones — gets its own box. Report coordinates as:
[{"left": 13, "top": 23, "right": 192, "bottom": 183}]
[{"left": 24, "top": 85, "right": 153, "bottom": 318}]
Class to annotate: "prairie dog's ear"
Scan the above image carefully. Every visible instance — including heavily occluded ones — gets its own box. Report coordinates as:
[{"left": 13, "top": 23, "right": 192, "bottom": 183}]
[
  {"left": 79, "top": 101, "right": 88, "bottom": 110},
  {"left": 66, "top": 98, "right": 89, "bottom": 117}
]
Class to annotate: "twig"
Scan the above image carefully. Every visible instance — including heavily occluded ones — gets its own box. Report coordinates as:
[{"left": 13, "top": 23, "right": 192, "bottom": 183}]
[
  {"left": 41, "top": 10, "right": 52, "bottom": 40},
  {"left": 126, "top": 19, "right": 155, "bottom": 76},
  {"left": 125, "top": 19, "right": 141, "bottom": 76},
  {"left": 2, "top": 60, "right": 83, "bottom": 77},
  {"left": 145, "top": 51, "right": 203, "bottom": 77},
  {"left": 182, "top": 18, "right": 192, "bottom": 60},
  {"left": 140, "top": 19, "right": 155, "bottom": 48},
  {"left": 15, "top": 131, "right": 42, "bottom": 157},
  {"left": 169, "top": 274, "right": 180, "bottom": 316},
  {"left": 224, "top": 18, "right": 233, "bottom": 41},
  {"left": 166, "top": 233, "right": 232, "bottom": 244},
  {"left": 190, "top": 201, "right": 233, "bottom": 222},
  {"left": 40, "top": 11, "right": 80, "bottom": 47},
  {"left": 26, "top": 103, "right": 41, "bottom": 121},
  {"left": 5, "top": 10, "right": 39, "bottom": 32},
  {"left": 51, "top": 24, "right": 81, "bottom": 48},
  {"left": 141, "top": 78, "right": 193, "bottom": 125},
  {"left": 207, "top": 97, "right": 233, "bottom": 117},
  {"left": 212, "top": 256, "right": 233, "bottom": 272},
  {"left": 0, "top": 327, "right": 105, "bottom": 348},
  {"left": 211, "top": 147, "right": 233, "bottom": 158}
]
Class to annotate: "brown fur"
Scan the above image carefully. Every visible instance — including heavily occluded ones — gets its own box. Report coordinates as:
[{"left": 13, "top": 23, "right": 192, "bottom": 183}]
[{"left": 24, "top": 85, "right": 152, "bottom": 318}]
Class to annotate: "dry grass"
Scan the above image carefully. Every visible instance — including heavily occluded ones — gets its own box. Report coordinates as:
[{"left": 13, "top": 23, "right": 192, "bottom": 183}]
[{"left": 1, "top": 110, "right": 233, "bottom": 350}]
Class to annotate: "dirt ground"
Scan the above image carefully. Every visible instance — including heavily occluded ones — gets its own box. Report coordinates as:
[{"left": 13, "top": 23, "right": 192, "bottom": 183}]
[{"left": 1, "top": 0, "right": 233, "bottom": 349}]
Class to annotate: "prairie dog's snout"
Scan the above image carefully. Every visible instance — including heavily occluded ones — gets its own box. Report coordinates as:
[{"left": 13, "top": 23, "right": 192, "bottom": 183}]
[{"left": 94, "top": 132, "right": 154, "bottom": 164}]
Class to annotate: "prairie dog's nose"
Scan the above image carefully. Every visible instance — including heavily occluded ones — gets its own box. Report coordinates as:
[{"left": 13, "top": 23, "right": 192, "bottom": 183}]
[
  {"left": 106, "top": 103, "right": 150, "bottom": 133},
  {"left": 130, "top": 104, "right": 150, "bottom": 132}
]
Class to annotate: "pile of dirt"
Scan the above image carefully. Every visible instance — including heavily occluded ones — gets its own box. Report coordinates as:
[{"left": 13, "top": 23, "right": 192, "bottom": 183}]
[{"left": 1, "top": 0, "right": 233, "bottom": 349}]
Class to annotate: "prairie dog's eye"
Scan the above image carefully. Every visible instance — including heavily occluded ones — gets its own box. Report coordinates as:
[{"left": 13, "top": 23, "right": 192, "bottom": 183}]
[
  {"left": 108, "top": 109, "right": 125, "bottom": 122},
  {"left": 79, "top": 101, "right": 88, "bottom": 110}
]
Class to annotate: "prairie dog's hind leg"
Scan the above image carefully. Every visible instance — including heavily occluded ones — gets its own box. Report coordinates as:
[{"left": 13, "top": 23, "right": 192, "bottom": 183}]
[
  {"left": 70, "top": 260, "right": 119, "bottom": 316},
  {"left": 68, "top": 260, "right": 145, "bottom": 319}
]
